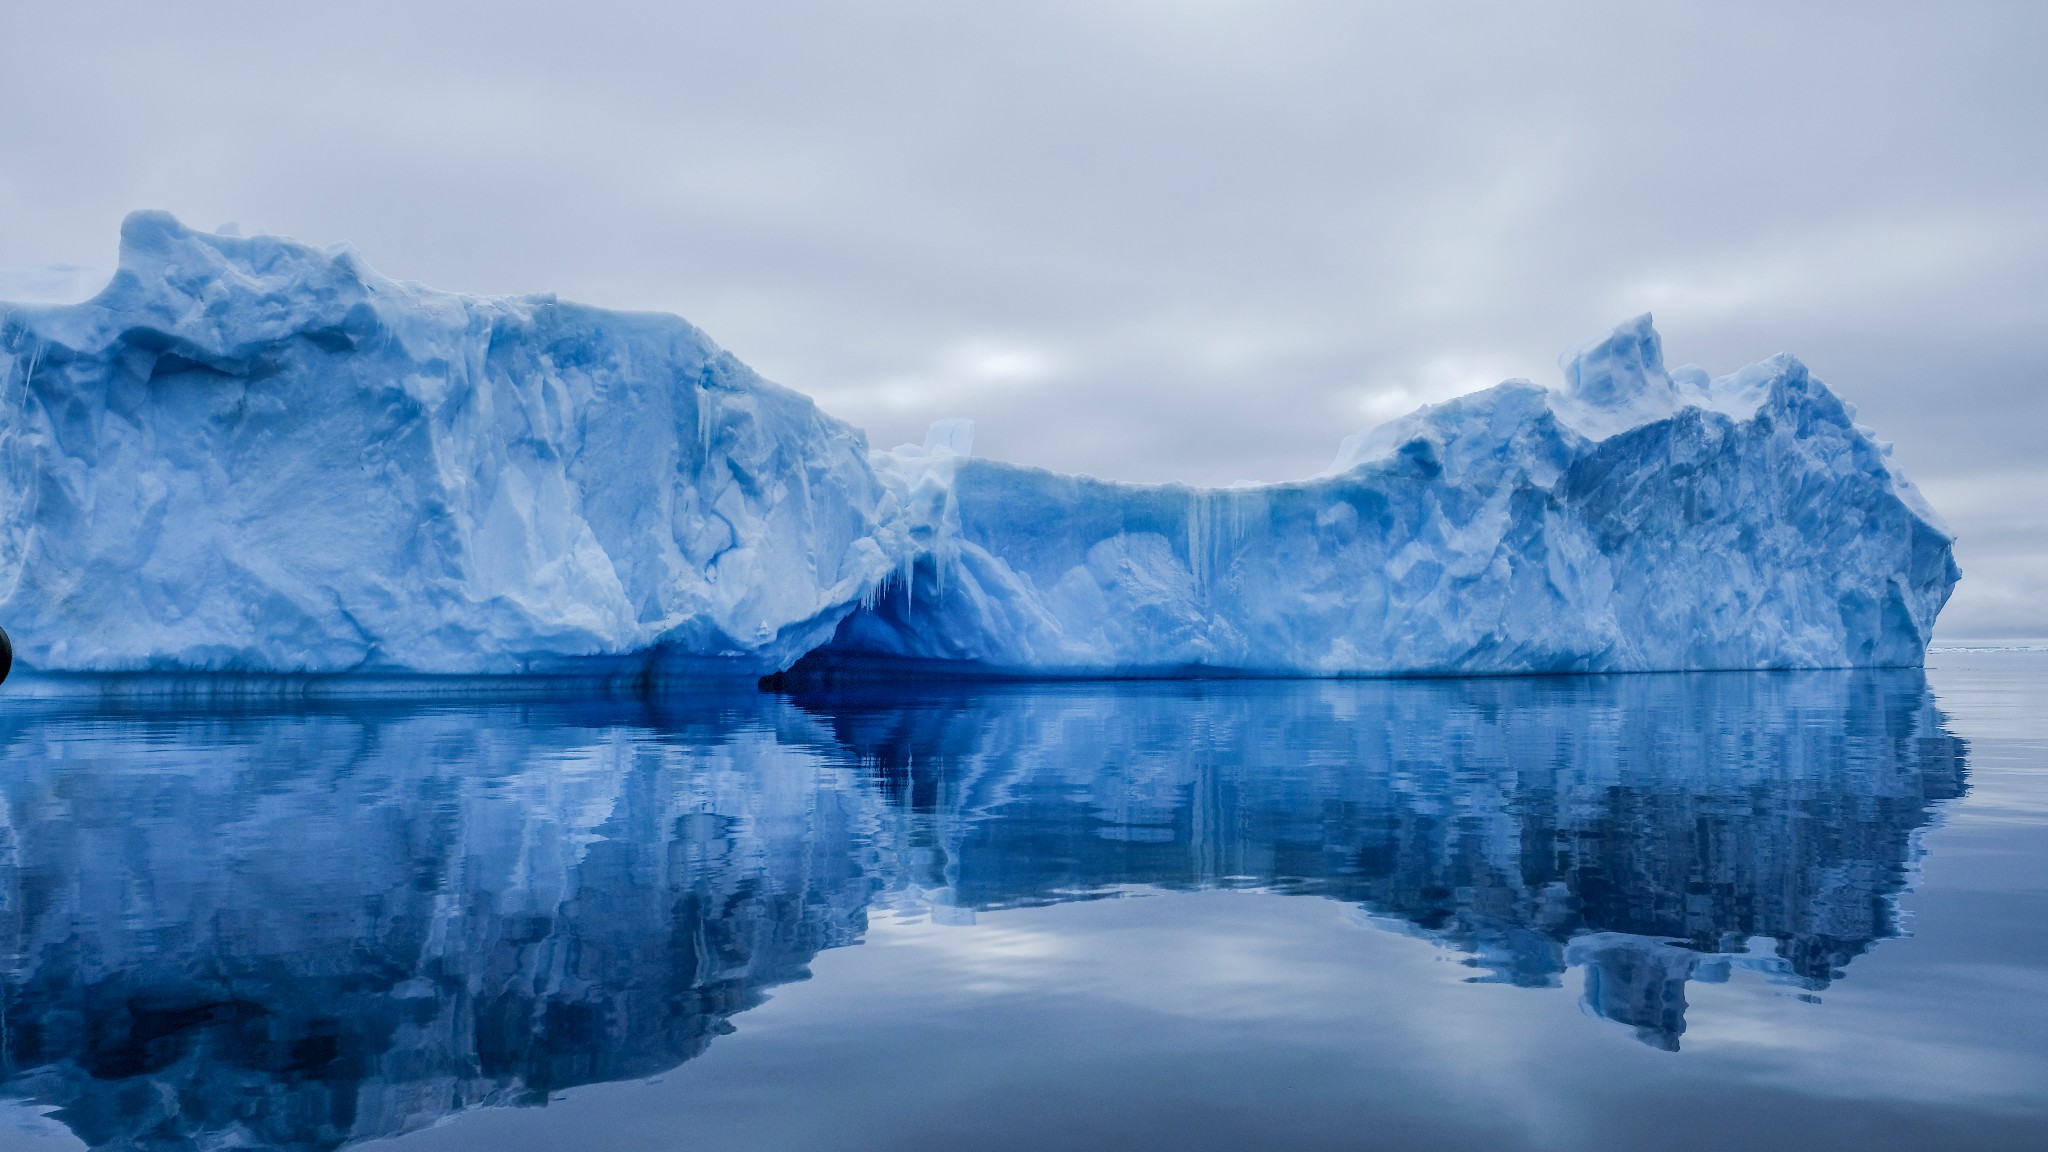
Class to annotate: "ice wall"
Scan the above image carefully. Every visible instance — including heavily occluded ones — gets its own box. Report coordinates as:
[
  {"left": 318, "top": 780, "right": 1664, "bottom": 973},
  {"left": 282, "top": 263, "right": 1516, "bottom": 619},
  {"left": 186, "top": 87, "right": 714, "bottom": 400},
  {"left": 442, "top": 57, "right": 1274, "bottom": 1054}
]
[
  {"left": 819, "top": 317, "right": 1958, "bottom": 676},
  {"left": 0, "top": 213, "right": 891, "bottom": 677},
  {"left": 0, "top": 217, "right": 1958, "bottom": 681}
]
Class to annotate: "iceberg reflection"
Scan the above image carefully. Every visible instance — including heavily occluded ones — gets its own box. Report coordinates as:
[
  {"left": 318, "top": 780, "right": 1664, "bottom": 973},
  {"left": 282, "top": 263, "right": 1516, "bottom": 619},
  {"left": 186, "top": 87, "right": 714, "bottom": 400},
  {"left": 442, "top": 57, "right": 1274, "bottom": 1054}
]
[{"left": 0, "top": 671, "right": 1966, "bottom": 1149}]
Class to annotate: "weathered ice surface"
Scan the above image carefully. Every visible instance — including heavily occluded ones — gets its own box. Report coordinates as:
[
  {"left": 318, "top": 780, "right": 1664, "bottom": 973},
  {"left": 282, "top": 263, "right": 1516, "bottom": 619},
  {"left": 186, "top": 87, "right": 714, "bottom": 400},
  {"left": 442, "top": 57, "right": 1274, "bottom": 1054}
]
[
  {"left": 824, "top": 317, "right": 1959, "bottom": 676},
  {"left": 0, "top": 213, "right": 890, "bottom": 677},
  {"left": 0, "top": 215, "right": 1957, "bottom": 680}
]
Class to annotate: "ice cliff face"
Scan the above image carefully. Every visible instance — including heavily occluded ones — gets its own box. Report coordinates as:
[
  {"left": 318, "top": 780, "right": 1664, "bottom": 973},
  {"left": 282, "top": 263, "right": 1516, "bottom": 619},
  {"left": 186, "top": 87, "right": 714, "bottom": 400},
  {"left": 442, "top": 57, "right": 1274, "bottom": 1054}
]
[
  {"left": 827, "top": 316, "right": 1958, "bottom": 675},
  {"left": 0, "top": 216, "right": 1957, "bottom": 679},
  {"left": 0, "top": 213, "right": 890, "bottom": 676}
]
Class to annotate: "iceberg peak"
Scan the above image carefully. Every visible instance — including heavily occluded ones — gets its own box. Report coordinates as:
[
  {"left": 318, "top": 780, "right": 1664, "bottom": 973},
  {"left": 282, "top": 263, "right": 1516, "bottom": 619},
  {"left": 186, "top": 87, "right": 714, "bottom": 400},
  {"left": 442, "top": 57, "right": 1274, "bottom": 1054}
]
[{"left": 1560, "top": 312, "right": 1671, "bottom": 409}]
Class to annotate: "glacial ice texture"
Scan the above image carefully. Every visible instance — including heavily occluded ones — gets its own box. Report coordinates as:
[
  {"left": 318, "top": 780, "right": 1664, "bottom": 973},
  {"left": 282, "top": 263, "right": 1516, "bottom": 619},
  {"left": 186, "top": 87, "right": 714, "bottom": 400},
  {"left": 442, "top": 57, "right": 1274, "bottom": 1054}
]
[
  {"left": 0, "top": 213, "right": 892, "bottom": 676},
  {"left": 830, "top": 317, "right": 1959, "bottom": 676},
  {"left": 0, "top": 215, "right": 1958, "bottom": 679}
]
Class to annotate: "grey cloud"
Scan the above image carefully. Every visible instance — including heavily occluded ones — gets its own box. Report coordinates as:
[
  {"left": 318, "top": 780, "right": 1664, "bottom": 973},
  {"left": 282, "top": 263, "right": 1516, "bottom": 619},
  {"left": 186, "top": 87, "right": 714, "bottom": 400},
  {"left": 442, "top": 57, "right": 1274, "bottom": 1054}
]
[{"left": 2, "top": 0, "right": 2041, "bottom": 635}]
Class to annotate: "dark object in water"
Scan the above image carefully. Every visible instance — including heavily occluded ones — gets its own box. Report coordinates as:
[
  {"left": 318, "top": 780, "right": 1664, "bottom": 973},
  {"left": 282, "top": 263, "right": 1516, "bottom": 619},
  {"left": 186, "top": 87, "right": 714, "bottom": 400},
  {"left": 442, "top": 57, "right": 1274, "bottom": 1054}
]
[{"left": 0, "top": 624, "right": 10, "bottom": 684}]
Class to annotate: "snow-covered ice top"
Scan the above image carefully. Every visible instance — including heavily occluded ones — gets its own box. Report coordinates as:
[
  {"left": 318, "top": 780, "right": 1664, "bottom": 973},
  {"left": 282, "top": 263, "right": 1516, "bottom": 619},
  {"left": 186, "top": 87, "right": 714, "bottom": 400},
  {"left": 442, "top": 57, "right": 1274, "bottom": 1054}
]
[{"left": 0, "top": 214, "right": 1958, "bottom": 682}]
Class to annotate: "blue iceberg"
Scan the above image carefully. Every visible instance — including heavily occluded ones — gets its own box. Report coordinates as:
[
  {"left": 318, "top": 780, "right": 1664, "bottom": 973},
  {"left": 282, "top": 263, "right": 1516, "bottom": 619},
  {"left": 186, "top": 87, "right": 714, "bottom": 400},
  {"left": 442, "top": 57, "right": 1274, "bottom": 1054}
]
[
  {"left": 0, "top": 215, "right": 1957, "bottom": 682},
  {"left": 0, "top": 213, "right": 892, "bottom": 678},
  {"left": 834, "top": 315, "right": 1959, "bottom": 676}
]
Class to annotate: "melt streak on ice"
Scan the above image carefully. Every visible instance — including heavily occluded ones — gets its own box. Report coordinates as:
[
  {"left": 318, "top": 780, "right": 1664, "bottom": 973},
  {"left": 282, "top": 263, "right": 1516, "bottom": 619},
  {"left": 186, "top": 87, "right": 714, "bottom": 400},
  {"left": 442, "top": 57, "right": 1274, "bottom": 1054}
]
[{"left": 0, "top": 214, "right": 1957, "bottom": 680}]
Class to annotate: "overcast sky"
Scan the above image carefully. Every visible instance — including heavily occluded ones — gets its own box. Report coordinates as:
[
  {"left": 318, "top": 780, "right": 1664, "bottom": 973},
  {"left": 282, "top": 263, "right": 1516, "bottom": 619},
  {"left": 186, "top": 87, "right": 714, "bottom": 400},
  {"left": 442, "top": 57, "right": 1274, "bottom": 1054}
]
[{"left": 2, "top": 1, "right": 2042, "bottom": 638}]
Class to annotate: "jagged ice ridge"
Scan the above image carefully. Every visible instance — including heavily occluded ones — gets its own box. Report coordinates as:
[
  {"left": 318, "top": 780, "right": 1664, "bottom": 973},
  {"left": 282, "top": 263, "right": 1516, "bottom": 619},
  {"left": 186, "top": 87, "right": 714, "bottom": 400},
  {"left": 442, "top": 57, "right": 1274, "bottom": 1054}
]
[{"left": 0, "top": 214, "right": 1958, "bottom": 681}]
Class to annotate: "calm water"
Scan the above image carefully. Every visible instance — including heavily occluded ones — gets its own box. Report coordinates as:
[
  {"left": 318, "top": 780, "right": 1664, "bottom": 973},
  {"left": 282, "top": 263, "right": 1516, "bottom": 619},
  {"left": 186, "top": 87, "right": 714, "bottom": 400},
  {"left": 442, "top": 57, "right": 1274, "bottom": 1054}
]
[{"left": 0, "top": 653, "right": 2042, "bottom": 1152}]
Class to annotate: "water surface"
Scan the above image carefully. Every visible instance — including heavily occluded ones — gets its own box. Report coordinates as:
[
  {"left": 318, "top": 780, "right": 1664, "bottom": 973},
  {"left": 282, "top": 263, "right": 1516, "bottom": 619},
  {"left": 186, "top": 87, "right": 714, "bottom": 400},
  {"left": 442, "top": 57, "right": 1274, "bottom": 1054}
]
[{"left": 0, "top": 653, "right": 2042, "bottom": 1151}]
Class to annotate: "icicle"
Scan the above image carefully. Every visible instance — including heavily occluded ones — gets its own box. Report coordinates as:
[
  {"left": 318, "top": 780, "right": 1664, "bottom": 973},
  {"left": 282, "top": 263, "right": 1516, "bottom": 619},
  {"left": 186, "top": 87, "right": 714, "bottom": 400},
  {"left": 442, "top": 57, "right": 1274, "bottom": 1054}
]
[
  {"left": 18, "top": 339, "right": 42, "bottom": 393},
  {"left": 933, "top": 485, "right": 954, "bottom": 603},
  {"left": 696, "top": 387, "right": 711, "bottom": 470}
]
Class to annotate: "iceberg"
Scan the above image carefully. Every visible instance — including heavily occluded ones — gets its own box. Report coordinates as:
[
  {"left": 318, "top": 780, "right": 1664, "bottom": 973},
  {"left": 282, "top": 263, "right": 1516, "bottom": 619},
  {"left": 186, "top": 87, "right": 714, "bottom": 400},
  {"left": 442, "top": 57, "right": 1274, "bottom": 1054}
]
[
  {"left": 825, "top": 315, "right": 1960, "bottom": 676},
  {"left": 0, "top": 213, "right": 893, "bottom": 678},
  {"left": 0, "top": 214, "right": 1957, "bottom": 682}
]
